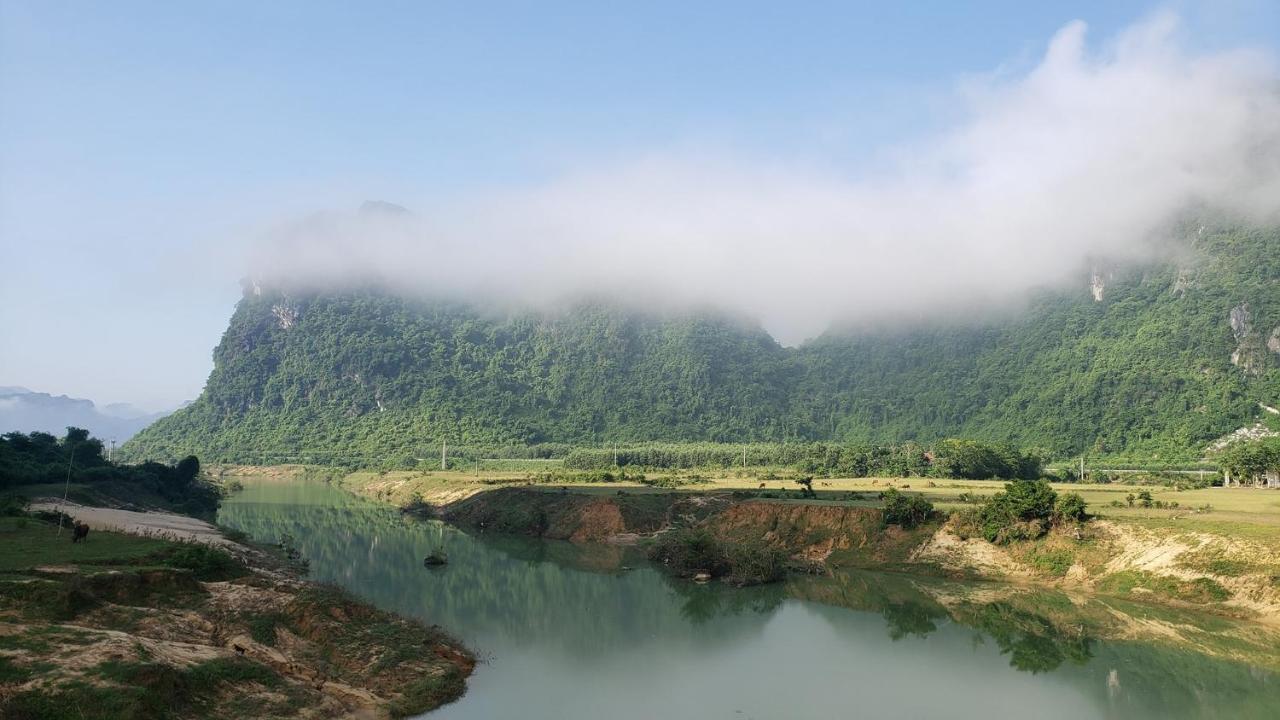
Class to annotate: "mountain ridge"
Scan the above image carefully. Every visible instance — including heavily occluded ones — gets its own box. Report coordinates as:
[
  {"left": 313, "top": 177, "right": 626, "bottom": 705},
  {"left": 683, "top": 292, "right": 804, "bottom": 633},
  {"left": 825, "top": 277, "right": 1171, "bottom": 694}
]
[
  {"left": 125, "top": 223, "right": 1280, "bottom": 463},
  {"left": 0, "top": 387, "right": 174, "bottom": 443}
]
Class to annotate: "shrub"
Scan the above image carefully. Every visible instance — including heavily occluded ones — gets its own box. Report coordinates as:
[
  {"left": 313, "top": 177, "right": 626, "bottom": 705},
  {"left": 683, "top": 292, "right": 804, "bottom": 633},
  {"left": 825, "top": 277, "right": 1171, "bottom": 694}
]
[
  {"left": 880, "top": 488, "right": 934, "bottom": 529},
  {"left": 723, "top": 542, "right": 788, "bottom": 586},
  {"left": 1054, "top": 493, "right": 1088, "bottom": 522},
  {"left": 977, "top": 480, "right": 1058, "bottom": 544},
  {"left": 949, "top": 507, "right": 982, "bottom": 540},
  {"left": 648, "top": 528, "right": 787, "bottom": 586},
  {"left": 157, "top": 543, "right": 245, "bottom": 581},
  {"left": 648, "top": 529, "right": 728, "bottom": 577}
]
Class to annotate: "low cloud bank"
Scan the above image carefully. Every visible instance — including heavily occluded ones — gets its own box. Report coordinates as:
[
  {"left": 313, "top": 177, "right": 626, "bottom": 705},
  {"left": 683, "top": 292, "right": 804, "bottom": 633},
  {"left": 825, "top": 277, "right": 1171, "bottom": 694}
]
[{"left": 255, "top": 13, "right": 1280, "bottom": 343}]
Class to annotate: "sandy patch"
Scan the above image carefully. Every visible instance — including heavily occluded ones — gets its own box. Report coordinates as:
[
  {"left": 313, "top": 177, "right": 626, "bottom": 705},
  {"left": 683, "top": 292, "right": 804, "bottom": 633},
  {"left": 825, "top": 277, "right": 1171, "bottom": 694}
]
[
  {"left": 909, "top": 527, "right": 1031, "bottom": 579},
  {"left": 29, "top": 499, "right": 237, "bottom": 549}
]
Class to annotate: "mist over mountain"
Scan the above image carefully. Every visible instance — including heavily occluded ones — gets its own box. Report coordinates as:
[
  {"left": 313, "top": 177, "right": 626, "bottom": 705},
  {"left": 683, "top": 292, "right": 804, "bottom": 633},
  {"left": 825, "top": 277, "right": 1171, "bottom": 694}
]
[
  {"left": 125, "top": 220, "right": 1280, "bottom": 464},
  {"left": 249, "top": 14, "right": 1280, "bottom": 345},
  {"left": 0, "top": 386, "right": 175, "bottom": 443}
]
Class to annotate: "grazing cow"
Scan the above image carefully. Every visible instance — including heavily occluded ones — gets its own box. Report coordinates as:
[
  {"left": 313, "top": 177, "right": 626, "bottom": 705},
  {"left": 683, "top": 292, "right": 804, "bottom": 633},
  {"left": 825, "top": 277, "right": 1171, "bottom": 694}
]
[
  {"left": 71, "top": 522, "right": 90, "bottom": 544},
  {"left": 758, "top": 483, "right": 766, "bottom": 489}
]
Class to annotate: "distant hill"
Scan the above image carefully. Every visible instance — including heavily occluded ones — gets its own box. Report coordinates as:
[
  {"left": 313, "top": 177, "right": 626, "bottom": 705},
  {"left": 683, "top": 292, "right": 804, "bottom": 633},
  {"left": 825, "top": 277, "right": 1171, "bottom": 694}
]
[
  {"left": 0, "top": 387, "right": 173, "bottom": 444},
  {"left": 126, "top": 223, "right": 1280, "bottom": 463}
]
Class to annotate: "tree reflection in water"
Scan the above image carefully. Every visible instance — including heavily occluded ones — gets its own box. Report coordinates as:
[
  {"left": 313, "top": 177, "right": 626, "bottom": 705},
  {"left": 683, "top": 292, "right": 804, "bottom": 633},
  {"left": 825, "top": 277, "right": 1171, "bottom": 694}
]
[{"left": 220, "top": 479, "right": 1280, "bottom": 719}]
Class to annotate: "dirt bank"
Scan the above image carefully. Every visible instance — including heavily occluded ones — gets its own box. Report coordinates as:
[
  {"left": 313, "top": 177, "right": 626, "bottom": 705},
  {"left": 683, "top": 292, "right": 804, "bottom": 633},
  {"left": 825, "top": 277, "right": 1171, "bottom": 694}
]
[
  {"left": 442, "top": 487, "right": 729, "bottom": 542},
  {"left": 0, "top": 509, "right": 474, "bottom": 719},
  {"left": 442, "top": 489, "right": 1280, "bottom": 622}
]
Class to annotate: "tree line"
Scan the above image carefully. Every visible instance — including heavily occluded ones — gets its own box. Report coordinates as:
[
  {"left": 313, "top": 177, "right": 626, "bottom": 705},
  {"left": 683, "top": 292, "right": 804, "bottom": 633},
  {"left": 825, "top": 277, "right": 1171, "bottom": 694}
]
[{"left": 1, "top": 428, "right": 219, "bottom": 516}]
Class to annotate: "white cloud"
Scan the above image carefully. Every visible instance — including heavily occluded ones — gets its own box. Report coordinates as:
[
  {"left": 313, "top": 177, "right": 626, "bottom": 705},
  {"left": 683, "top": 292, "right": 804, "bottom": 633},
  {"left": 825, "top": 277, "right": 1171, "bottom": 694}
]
[{"left": 255, "top": 12, "right": 1280, "bottom": 343}]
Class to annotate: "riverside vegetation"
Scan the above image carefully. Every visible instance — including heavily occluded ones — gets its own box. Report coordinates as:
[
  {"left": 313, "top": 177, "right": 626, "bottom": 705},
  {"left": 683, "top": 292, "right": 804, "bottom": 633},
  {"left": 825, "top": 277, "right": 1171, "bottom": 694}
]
[{"left": 1, "top": 429, "right": 220, "bottom": 518}]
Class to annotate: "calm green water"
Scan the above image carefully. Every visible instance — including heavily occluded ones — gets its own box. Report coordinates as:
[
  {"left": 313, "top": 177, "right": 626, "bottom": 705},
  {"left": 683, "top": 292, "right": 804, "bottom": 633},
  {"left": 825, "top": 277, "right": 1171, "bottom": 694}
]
[{"left": 219, "top": 479, "right": 1280, "bottom": 719}]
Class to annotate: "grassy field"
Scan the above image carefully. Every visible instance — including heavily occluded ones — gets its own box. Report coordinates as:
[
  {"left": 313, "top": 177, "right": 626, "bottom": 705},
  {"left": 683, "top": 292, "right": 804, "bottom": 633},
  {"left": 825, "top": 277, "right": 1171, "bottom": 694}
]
[{"left": 0, "top": 515, "right": 174, "bottom": 572}]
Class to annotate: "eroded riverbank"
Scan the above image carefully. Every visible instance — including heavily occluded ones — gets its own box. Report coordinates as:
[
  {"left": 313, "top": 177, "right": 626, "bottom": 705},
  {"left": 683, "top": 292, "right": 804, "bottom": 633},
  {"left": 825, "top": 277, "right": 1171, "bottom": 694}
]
[
  {"left": 438, "top": 487, "right": 1280, "bottom": 624},
  {"left": 0, "top": 503, "right": 473, "bottom": 719}
]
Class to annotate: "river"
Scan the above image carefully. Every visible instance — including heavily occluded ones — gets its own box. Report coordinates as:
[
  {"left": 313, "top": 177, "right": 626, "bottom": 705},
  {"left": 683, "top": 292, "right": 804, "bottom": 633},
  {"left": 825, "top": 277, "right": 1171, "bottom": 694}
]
[{"left": 218, "top": 478, "right": 1280, "bottom": 719}]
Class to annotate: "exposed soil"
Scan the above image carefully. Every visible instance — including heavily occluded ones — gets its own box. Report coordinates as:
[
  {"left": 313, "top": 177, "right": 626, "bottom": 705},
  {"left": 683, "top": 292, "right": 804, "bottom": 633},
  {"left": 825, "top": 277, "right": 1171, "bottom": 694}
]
[
  {"left": 442, "top": 489, "right": 1280, "bottom": 622},
  {"left": 1, "top": 507, "right": 475, "bottom": 719}
]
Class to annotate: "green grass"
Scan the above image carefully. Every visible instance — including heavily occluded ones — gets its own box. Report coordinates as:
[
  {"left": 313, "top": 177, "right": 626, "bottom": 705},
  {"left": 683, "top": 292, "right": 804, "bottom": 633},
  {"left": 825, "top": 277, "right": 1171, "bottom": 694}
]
[
  {"left": 0, "top": 655, "right": 55, "bottom": 683},
  {"left": 4, "top": 657, "right": 283, "bottom": 720},
  {"left": 244, "top": 611, "right": 286, "bottom": 646},
  {"left": 0, "top": 516, "right": 245, "bottom": 623},
  {"left": 387, "top": 666, "right": 467, "bottom": 719},
  {"left": 1098, "top": 570, "right": 1232, "bottom": 604},
  {"left": 1024, "top": 547, "right": 1075, "bottom": 578},
  {"left": 0, "top": 625, "right": 96, "bottom": 653},
  {"left": 0, "top": 517, "right": 171, "bottom": 572}
]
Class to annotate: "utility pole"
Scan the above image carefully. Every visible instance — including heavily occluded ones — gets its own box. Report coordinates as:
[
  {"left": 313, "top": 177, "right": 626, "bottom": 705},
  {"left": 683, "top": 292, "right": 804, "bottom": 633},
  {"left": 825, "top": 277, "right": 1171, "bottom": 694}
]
[
  {"left": 109, "top": 439, "right": 116, "bottom": 463},
  {"left": 441, "top": 438, "right": 447, "bottom": 471},
  {"left": 57, "top": 443, "right": 77, "bottom": 537},
  {"left": 1079, "top": 455, "right": 1085, "bottom": 482},
  {"left": 742, "top": 445, "right": 747, "bottom": 469},
  {"left": 613, "top": 443, "right": 617, "bottom": 467}
]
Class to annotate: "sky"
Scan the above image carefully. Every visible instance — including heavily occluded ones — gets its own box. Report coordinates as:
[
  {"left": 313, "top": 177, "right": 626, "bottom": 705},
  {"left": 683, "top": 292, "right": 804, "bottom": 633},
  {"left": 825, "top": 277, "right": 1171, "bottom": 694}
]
[{"left": 2, "top": 1, "right": 1279, "bottom": 410}]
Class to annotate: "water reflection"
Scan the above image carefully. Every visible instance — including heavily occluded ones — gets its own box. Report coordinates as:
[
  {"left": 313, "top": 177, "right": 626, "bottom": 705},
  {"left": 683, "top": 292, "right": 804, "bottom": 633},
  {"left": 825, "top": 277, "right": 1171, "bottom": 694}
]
[{"left": 220, "top": 479, "right": 1280, "bottom": 719}]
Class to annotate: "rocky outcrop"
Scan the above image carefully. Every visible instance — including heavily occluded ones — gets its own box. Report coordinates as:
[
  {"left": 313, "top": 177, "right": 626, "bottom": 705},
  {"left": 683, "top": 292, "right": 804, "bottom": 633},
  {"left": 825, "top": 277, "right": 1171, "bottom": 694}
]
[
  {"left": 271, "top": 299, "right": 299, "bottom": 329},
  {"left": 1230, "top": 303, "right": 1253, "bottom": 339},
  {"left": 1229, "top": 303, "right": 1267, "bottom": 376},
  {"left": 1172, "top": 267, "right": 1192, "bottom": 296},
  {"left": 1206, "top": 422, "right": 1280, "bottom": 452},
  {"left": 1090, "top": 265, "right": 1113, "bottom": 302}
]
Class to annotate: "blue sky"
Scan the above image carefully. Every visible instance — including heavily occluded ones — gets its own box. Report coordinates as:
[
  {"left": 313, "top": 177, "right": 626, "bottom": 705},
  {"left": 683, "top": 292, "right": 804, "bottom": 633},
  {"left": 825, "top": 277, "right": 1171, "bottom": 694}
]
[{"left": 2, "top": 1, "right": 1278, "bottom": 410}]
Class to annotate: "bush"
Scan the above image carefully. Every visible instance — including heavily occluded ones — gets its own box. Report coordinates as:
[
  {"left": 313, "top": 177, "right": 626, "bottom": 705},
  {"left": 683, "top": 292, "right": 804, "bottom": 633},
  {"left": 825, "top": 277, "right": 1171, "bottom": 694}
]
[
  {"left": 156, "top": 543, "right": 245, "bottom": 581},
  {"left": 977, "top": 480, "right": 1057, "bottom": 544},
  {"left": 648, "top": 528, "right": 787, "bottom": 586},
  {"left": 723, "top": 543, "right": 788, "bottom": 586},
  {"left": 648, "top": 529, "right": 728, "bottom": 577},
  {"left": 949, "top": 507, "right": 982, "bottom": 540},
  {"left": 1054, "top": 493, "right": 1088, "bottom": 522},
  {"left": 880, "top": 488, "right": 934, "bottom": 529}
]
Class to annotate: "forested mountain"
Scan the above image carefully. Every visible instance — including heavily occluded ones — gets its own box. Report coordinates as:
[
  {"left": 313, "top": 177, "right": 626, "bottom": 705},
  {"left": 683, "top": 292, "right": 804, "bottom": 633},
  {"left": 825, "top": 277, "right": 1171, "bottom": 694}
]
[
  {"left": 126, "top": 224, "right": 1280, "bottom": 463},
  {"left": 794, "top": 225, "right": 1280, "bottom": 457}
]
